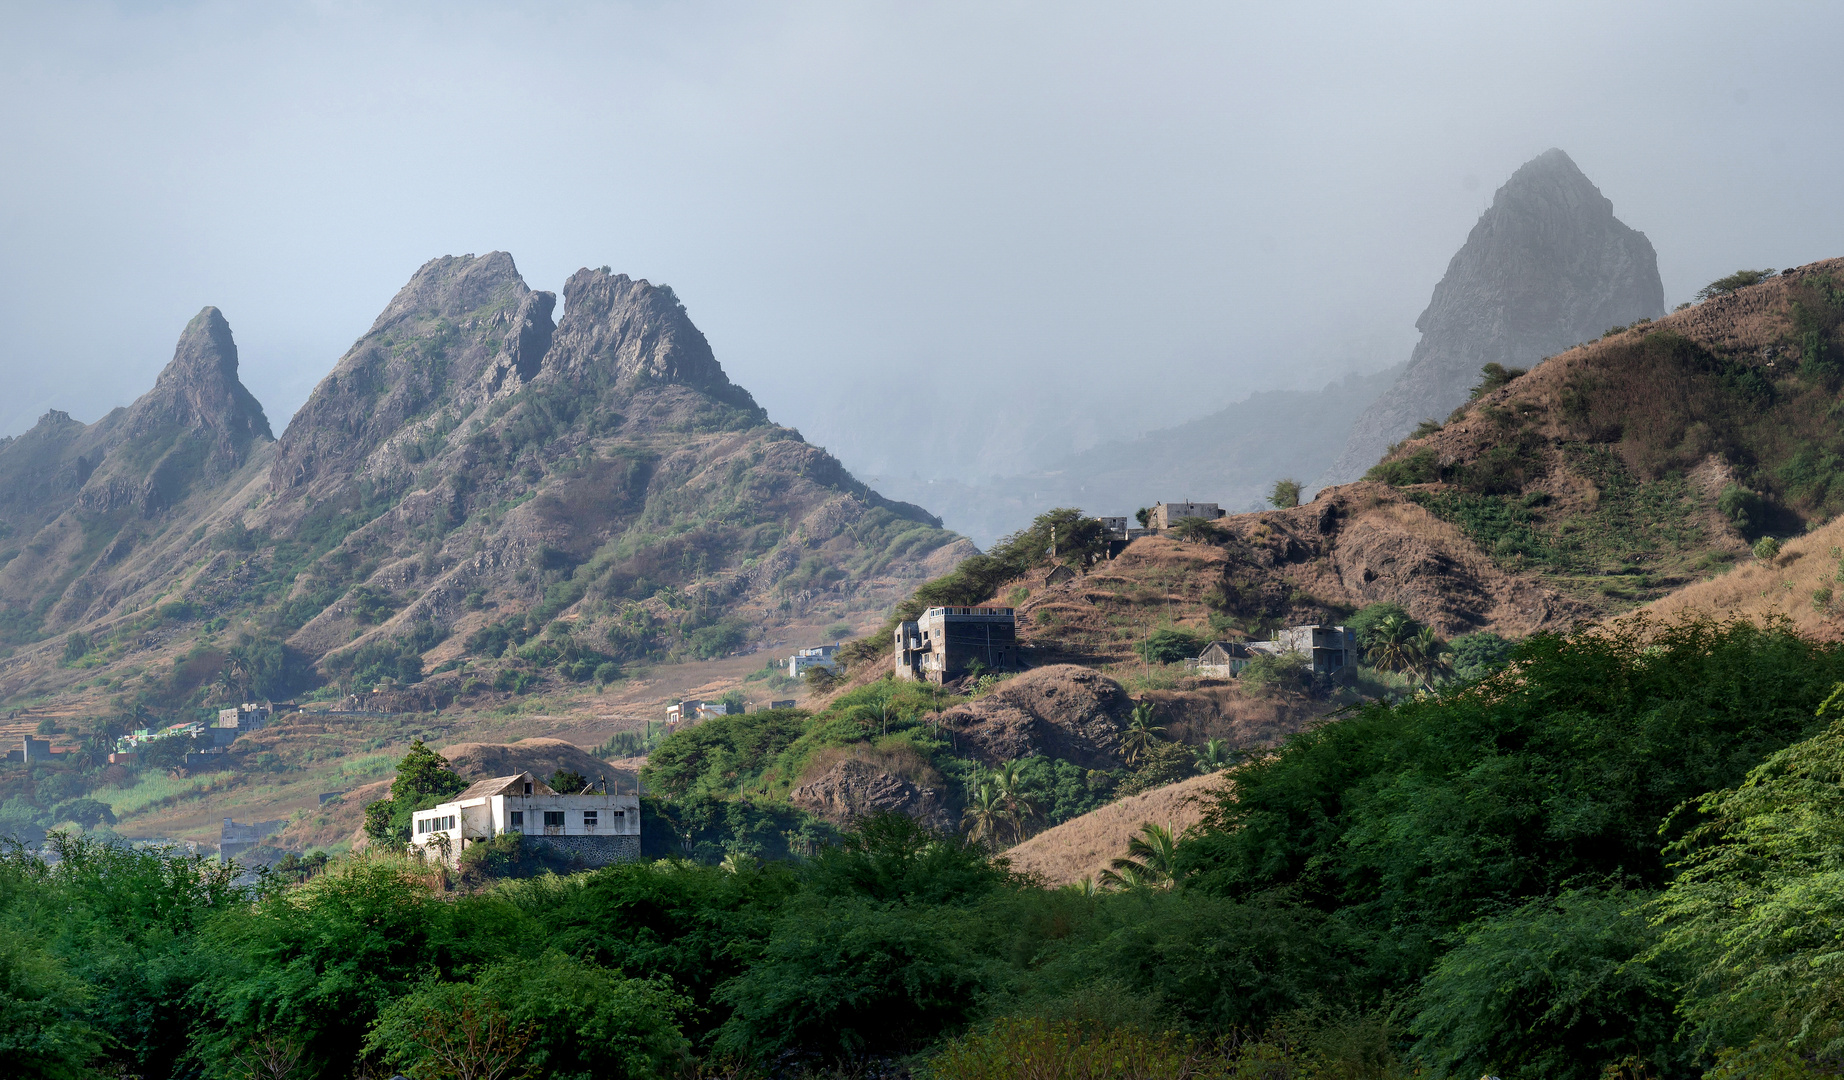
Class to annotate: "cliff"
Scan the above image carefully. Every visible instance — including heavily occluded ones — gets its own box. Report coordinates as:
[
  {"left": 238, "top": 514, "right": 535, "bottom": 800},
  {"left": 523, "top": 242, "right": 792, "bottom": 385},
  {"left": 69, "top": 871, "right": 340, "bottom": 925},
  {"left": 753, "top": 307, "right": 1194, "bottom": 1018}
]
[{"left": 1320, "top": 149, "right": 1664, "bottom": 486}]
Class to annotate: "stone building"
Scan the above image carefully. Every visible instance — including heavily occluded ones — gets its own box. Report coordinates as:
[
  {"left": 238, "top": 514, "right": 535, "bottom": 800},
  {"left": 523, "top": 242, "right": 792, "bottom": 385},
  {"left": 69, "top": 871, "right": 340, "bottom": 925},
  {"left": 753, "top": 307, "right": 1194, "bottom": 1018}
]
[
  {"left": 409, "top": 771, "right": 641, "bottom": 868},
  {"left": 893, "top": 606, "right": 1019, "bottom": 684},
  {"left": 1150, "top": 502, "right": 1226, "bottom": 529}
]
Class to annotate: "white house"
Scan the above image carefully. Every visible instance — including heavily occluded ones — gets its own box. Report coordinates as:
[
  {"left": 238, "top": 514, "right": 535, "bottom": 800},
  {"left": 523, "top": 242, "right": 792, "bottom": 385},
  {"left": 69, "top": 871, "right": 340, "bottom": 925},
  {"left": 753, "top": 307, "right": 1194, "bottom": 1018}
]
[
  {"left": 409, "top": 771, "right": 641, "bottom": 868},
  {"left": 787, "top": 644, "right": 841, "bottom": 678}
]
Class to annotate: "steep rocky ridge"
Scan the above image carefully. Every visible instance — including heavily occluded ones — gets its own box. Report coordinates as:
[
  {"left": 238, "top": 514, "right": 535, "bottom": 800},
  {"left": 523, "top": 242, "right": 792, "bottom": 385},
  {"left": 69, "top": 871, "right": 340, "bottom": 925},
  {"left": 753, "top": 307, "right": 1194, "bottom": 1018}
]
[
  {"left": 1321, "top": 149, "right": 1664, "bottom": 486},
  {"left": 0, "top": 253, "right": 971, "bottom": 719},
  {"left": 0, "top": 307, "right": 274, "bottom": 639}
]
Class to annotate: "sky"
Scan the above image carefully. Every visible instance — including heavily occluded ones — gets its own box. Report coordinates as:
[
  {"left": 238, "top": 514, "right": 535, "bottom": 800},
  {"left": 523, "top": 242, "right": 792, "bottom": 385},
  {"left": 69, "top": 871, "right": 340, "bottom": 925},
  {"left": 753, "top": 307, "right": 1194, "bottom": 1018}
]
[{"left": 3, "top": 1, "right": 1843, "bottom": 482}]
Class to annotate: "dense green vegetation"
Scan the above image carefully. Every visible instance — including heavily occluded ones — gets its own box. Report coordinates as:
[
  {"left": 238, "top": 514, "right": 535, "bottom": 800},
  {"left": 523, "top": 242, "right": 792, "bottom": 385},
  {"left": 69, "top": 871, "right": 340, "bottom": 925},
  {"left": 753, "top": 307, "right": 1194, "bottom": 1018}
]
[{"left": 8, "top": 615, "right": 1844, "bottom": 1077}]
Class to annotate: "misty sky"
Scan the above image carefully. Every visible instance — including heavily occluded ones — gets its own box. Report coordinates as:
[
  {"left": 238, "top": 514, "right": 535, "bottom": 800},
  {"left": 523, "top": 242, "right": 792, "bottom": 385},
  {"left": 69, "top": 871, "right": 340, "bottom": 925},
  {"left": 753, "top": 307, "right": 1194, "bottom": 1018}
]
[{"left": 4, "top": 1, "right": 1842, "bottom": 483}]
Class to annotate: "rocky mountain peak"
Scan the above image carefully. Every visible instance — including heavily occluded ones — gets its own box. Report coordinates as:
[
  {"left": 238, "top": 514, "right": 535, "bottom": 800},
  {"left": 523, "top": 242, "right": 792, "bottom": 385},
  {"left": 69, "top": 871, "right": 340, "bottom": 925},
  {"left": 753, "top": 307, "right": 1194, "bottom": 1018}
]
[
  {"left": 126, "top": 306, "right": 272, "bottom": 447},
  {"left": 544, "top": 268, "right": 757, "bottom": 410},
  {"left": 366, "top": 252, "right": 529, "bottom": 337},
  {"left": 1319, "top": 148, "right": 1663, "bottom": 486}
]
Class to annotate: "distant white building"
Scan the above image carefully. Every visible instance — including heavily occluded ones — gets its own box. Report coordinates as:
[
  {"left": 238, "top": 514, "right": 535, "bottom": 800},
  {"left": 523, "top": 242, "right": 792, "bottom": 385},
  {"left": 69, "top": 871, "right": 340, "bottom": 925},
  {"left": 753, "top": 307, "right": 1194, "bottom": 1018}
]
[
  {"left": 409, "top": 771, "right": 641, "bottom": 868},
  {"left": 788, "top": 644, "right": 841, "bottom": 678}
]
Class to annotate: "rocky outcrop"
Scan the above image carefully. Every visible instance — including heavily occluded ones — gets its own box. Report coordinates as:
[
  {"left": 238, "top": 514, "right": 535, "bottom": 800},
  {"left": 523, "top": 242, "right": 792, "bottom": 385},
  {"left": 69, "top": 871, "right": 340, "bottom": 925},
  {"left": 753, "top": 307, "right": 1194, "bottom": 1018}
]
[
  {"left": 542, "top": 269, "right": 758, "bottom": 411},
  {"left": 934, "top": 665, "right": 1133, "bottom": 768},
  {"left": 1320, "top": 149, "right": 1664, "bottom": 486},
  {"left": 789, "top": 757, "right": 956, "bottom": 833},
  {"left": 271, "top": 252, "right": 534, "bottom": 493},
  {"left": 121, "top": 307, "right": 271, "bottom": 452}
]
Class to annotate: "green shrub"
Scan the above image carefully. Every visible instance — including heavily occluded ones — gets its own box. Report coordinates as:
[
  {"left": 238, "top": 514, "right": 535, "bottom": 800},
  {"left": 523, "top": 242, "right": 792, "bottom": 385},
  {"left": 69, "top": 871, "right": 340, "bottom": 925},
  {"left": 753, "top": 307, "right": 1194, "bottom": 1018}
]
[
  {"left": 1409, "top": 889, "right": 1679, "bottom": 1080},
  {"left": 1366, "top": 448, "right": 1440, "bottom": 486},
  {"left": 1447, "top": 631, "right": 1515, "bottom": 682},
  {"left": 1697, "top": 268, "right": 1775, "bottom": 301},
  {"left": 1470, "top": 361, "right": 1528, "bottom": 398},
  {"left": 1268, "top": 479, "right": 1302, "bottom": 509},
  {"left": 1754, "top": 535, "right": 1782, "bottom": 562},
  {"left": 1137, "top": 627, "right": 1205, "bottom": 665}
]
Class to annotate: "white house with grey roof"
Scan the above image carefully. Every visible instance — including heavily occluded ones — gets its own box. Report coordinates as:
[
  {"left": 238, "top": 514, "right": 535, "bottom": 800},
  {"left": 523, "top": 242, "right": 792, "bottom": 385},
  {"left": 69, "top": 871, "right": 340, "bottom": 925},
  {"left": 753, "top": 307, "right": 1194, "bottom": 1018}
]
[{"left": 409, "top": 771, "right": 641, "bottom": 868}]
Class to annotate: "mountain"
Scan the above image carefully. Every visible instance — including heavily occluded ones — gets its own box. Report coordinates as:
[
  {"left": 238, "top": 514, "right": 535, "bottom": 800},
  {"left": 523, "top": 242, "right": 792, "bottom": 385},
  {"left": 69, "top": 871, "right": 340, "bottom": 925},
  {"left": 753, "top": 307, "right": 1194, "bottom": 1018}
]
[
  {"left": 0, "top": 307, "right": 274, "bottom": 640},
  {"left": 1319, "top": 149, "right": 1665, "bottom": 486},
  {"left": 866, "top": 259, "right": 1844, "bottom": 671},
  {"left": 868, "top": 365, "right": 1404, "bottom": 547},
  {"left": 0, "top": 253, "right": 970, "bottom": 712}
]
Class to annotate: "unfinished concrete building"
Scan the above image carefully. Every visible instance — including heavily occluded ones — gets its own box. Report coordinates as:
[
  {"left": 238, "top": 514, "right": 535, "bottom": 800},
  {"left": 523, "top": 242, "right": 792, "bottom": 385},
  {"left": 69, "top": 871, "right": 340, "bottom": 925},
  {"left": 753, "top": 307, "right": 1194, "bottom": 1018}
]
[
  {"left": 894, "top": 606, "right": 1019, "bottom": 683},
  {"left": 1150, "top": 502, "right": 1226, "bottom": 529}
]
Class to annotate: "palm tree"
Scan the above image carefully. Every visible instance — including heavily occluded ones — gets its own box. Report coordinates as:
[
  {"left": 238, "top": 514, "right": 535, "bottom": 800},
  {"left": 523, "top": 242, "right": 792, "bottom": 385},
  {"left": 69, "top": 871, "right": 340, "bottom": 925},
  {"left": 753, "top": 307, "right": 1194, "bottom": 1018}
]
[
  {"left": 1364, "top": 613, "right": 1418, "bottom": 673},
  {"left": 990, "top": 760, "right": 1039, "bottom": 843},
  {"left": 1406, "top": 626, "right": 1451, "bottom": 686},
  {"left": 1122, "top": 701, "right": 1166, "bottom": 765},
  {"left": 962, "top": 783, "right": 1006, "bottom": 850},
  {"left": 1099, "top": 821, "right": 1179, "bottom": 889},
  {"left": 1194, "top": 738, "right": 1232, "bottom": 772}
]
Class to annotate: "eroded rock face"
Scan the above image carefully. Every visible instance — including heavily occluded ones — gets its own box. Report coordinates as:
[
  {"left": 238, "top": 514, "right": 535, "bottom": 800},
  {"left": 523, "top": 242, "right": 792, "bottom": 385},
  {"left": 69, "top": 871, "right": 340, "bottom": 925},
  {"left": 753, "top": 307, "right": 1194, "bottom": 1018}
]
[
  {"left": 544, "top": 269, "right": 758, "bottom": 410},
  {"left": 789, "top": 757, "right": 955, "bottom": 833},
  {"left": 934, "top": 665, "right": 1133, "bottom": 769},
  {"left": 271, "top": 252, "right": 534, "bottom": 493},
  {"left": 1321, "top": 149, "right": 1664, "bottom": 486}
]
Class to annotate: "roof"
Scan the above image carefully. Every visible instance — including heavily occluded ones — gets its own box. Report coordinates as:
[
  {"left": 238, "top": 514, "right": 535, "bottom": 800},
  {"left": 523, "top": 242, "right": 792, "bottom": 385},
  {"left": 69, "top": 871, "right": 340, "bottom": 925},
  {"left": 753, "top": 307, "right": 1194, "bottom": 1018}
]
[
  {"left": 450, "top": 772, "right": 556, "bottom": 803},
  {"left": 1198, "top": 641, "right": 1250, "bottom": 659}
]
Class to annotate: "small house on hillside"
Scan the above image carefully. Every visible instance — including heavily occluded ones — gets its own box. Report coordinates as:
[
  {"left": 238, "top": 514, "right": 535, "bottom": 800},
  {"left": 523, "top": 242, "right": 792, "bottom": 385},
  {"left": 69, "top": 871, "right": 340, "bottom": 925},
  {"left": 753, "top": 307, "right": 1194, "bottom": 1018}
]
[
  {"left": 409, "top": 771, "right": 640, "bottom": 869},
  {"left": 1192, "top": 641, "right": 1253, "bottom": 677}
]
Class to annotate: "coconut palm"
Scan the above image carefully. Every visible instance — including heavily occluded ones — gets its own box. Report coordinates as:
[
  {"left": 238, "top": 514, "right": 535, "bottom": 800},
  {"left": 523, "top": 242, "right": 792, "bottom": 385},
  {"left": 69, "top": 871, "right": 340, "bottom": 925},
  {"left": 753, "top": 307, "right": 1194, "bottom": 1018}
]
[
  {"left": 961, "top": 783, "right": 1006, "bottom": 850},
  {"left": 1099, "top": 821, "right": 1179, "bottom": 889},
  {"left": 1364, "top": 613, "right": 1419, "bottom": 673},
  {"left": 990, "top": 760, "right": 1039, "bottom": 842},
  {"left": 1194, "top": 738, "right": 1232, "bottom": 772},
  {"left": 1406, "top": 626, "right": 1451, "bottom": 686},
  {"left": 1122, "top": 701, "right": 1166, "bottom": 765}
]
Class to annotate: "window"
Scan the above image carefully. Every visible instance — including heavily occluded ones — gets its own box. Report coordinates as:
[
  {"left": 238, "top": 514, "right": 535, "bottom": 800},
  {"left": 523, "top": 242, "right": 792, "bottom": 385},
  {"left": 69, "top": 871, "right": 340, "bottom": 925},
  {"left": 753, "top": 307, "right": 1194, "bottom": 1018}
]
[
  {"left": 509, "top": 811, "right": 523, "bottom": 828},
  {"left": 582, "top": 811, "right": 598, "bottom": 829},
  {"left": 416, "top": 819, "right": 426, "bottom": 834},
  {"left": 543, "top": 811, "right": 565, "bottom": 828},
  {"left": 523, "top": 782, "right": 533, "bottom": 796}
]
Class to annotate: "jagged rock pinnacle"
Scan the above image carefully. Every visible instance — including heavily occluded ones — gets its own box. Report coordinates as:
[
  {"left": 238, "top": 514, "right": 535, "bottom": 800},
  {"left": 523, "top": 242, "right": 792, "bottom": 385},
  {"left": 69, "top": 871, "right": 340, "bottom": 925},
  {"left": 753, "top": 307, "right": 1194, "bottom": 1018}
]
[{"left": 1319, "top": 149, "right": 1664, "bottom": 487}]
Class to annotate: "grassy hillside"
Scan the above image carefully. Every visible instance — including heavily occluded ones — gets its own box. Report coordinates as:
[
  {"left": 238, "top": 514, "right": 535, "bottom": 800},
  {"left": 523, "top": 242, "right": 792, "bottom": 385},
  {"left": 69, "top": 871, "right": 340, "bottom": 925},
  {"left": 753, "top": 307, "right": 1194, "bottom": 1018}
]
[{"left": 1365, "top": 259, "right": 1844, "bottom": 605}]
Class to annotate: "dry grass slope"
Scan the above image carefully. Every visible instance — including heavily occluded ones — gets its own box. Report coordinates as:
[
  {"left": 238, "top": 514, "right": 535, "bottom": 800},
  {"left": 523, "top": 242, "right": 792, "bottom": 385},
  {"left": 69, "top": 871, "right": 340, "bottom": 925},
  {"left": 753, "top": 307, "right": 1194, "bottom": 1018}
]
[{"left": 1004, "top": 771, "right": 1227, "bottom": 888}]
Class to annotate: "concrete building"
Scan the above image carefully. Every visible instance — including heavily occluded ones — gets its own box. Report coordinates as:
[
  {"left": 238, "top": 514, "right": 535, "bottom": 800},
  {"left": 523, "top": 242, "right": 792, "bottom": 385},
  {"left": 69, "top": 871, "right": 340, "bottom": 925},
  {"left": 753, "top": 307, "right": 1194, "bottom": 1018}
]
[
  {"left": 894, "top": 606, "right": 1019, "bottom": 684},
  {"left": 787, "top": 645, "right": 841, "bottom": 678},
  {"left": 8, "top": 738, "right": 67, "bottom": 764},
  {"left": 1248, "top": 625, "right": 1358, "bottom": 675},
  {"left": 1191, "top": 641, "right": 1254, "bottom": 678},
  {"left": 213, "top": 702, "right": 271, "bottom": 747},
  {"left": 409, "top": 771, "right": 641, "bottom": 868},
  {"left": 1150, "top": 502, "right": 1226, "bottom": 529}
]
